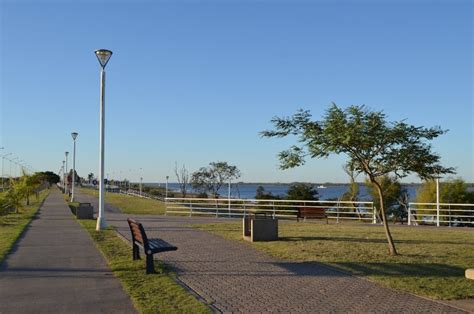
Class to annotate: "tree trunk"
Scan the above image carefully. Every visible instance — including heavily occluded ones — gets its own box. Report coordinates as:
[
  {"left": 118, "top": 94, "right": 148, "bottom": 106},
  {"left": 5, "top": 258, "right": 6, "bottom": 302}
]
[{"left": 372, "top": 179, "right": 398, "bottom": 256}]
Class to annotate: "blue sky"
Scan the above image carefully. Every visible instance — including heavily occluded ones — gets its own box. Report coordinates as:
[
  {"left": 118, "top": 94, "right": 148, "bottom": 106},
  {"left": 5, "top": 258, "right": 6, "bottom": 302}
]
[{"left": 1, "top": 0, "right": 472, "bottom": 183}]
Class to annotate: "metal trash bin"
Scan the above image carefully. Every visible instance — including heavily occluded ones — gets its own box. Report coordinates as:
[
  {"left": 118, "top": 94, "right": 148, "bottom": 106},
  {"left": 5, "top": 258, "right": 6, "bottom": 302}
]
[
  {"left": 76, "top": 202, "right": 94, "bottom": 219},
  {"left": 243, "top": 213, "right": 278, "bottom": 242}
]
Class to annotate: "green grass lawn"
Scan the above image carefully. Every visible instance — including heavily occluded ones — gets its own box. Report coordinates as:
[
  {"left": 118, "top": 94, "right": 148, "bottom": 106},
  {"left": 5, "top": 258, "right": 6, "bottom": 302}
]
[
  {"left": 79, "top": 188, "right": 166, "bottom": 215},
  {"left": 193, "top": 221, "right": 474, "bottom": 300},
  {"left": 0, "top": 189, "right": 50, "bottom": 263},
  {"left": 78, "top": 219, "right": 209, "bottom": 313}
]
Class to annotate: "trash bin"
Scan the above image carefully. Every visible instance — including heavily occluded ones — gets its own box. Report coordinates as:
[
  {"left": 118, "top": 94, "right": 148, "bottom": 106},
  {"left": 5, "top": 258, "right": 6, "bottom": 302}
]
[
  {"left": 76, "top": 202, "right": 94, "bottom": 219},
  {"left": 243, "top": 213, "right": 278, "bottom": 242}
]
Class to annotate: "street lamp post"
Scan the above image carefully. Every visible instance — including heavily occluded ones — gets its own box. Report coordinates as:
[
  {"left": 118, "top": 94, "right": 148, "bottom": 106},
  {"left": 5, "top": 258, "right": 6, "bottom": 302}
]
[
  {"left": 62, "top": 160, "right": 66, "bottom": 192},
  {"left": 71, "top": 132, "right": 78, "bottom": 202},
  {"left": 95, "top": 49, "right": 113, "bottom": 231},
  {"left": 65, "top": 152, "right": 69, "bottom": 194},
  {"left": 140, "top": 177, "right": 143, "bottom": 196},
  {"left": 165, "top": 175, "right": 169, "bottom": 199}
]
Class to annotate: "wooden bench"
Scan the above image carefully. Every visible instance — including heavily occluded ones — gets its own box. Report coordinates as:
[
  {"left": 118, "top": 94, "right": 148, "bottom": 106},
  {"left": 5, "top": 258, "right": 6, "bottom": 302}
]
[
  {"left": 127, "top": 218, "right": 178, "bottom": 274},
  {"left": 297, "top": 207, "right": 328, "bottom": 223}
]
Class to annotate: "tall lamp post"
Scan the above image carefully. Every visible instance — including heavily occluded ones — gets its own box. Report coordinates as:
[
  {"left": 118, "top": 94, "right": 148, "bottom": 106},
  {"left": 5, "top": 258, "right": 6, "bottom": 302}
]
[
  {"left": 62, "top": 160, "right": 66, "bottom": 192},
  {"left": 165, "top": 175, "right": 169, "bottom": 199},
  {"left": 71, "top": 132, "right": 78, "bottom": 202},
  {"left": 65, "top": 152, "right": 69, "bottom": 194},
  {"left": 95, "top": 48, "right": 113, "bottom": 231}
]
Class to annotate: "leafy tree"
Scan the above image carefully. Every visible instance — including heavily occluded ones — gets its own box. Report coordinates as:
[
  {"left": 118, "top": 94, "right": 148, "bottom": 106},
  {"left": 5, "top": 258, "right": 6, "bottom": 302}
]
[
  {"left": 88, "top": 173, "right": 95, "bottom": 183},
  {"left": 36, "top": 171, "right": 60, "bottom": 185},
  {"left": 286, "top": 183, "right": 319, "bottom": 200},
  {"left": 191, "top": 161, "right": 241, "bottom": 198},
  {"left": 5, "top": 177, "right": 27, "bottom": 213},
  {"left": 255, "top": 185, "right": 280, "bottom": 200},
  {"left": 341, "top": 164, "right": 361, "bottom": 219},
  {"left": 261, "top": 103, "right": 454, "bottom": 255},
  {"left": 416, "top": 178, "right": 474, "bottom": 204}
]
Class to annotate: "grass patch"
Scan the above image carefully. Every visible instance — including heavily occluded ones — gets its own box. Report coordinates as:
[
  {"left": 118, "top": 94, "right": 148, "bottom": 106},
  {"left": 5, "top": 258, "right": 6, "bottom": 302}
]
[
  {"left": 78, "top": 219, "right": 210, "bottom": 313},
  {"left": 79, "top": 188, "right": 166, "bottom": 215},
  {"left": 0, "top": 189, "right": 50, "bottom": 263},
  {"left": 193, "top": 221, "right": 474, "bottom": 300}
]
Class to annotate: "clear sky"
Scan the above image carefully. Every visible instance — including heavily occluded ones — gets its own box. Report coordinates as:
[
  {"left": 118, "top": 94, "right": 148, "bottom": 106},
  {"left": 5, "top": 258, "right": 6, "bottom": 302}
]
[{"left": 1, "top": 0, "right": 472, "bottom": 183}]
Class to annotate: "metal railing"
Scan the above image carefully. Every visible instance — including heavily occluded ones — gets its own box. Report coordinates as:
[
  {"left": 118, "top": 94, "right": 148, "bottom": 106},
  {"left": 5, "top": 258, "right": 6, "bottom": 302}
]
[
  {"left": 165, "top": 197, "right": 376, "bottom": 222},
  {"left": 119, "top": 189, "right": 164, "bottom": 201},
  {"left": 408, "top": 202, "right": 474, "bottom": 227}
]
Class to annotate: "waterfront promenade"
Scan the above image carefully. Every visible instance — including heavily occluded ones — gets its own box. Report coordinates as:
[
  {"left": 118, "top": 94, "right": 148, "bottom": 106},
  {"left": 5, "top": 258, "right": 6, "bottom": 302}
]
[
  {"left": 75, "top": 192, "right": 466, "bottom": 313},
  {"left": 0, "top": 189, "right": 136, "bottom": 313}
]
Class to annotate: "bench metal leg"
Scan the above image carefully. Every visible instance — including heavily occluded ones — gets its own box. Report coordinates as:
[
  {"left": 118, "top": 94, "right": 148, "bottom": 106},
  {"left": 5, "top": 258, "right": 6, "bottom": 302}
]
[
  {"left": 146, "top": 255, "right": 155, "bottom": 274},
  {"left": 132, "top": 244, "right": 140, "bottom": 260}
]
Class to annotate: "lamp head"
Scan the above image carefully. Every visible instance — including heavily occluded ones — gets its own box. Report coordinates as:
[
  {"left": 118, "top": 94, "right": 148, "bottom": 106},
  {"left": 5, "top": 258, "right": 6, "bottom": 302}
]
[
  {"left": 65, "top": 151, "right": 69, "bottom": 157},
  {"left": 71, "top": 132, "right": 78, "bottom": 140},
  {"left": 94, "top": 49, "right": 113, "bottom": 68}
]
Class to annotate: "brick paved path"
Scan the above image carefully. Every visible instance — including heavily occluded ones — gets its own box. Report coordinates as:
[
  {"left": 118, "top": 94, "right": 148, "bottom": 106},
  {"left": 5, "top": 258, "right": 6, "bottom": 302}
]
[{"left": 76, "top": 192, "right": 465, "bottom": 313}]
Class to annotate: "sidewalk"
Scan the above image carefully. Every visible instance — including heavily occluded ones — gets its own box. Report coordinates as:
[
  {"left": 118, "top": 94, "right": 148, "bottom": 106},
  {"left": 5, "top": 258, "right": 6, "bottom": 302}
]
[
  {"left": 0, "top": 188, "right": 136, "bottom": 314},
  {"left": 75, "top": 191, "right": 466, "bottom": 313}
]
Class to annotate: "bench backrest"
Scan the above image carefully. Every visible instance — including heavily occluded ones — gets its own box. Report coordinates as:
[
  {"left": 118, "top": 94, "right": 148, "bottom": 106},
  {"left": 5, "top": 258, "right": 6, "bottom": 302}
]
[
  {"left": 299, "top": 207, "right": 326, "bottom": 217},
  {"left": 127, "top": 218, "right": 150, "bottom": 250}
]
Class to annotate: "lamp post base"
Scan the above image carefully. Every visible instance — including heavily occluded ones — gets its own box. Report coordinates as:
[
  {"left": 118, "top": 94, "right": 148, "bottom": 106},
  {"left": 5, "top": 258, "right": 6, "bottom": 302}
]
[{"left": 96, "top": 216, "right": 107, "bottom": 231}]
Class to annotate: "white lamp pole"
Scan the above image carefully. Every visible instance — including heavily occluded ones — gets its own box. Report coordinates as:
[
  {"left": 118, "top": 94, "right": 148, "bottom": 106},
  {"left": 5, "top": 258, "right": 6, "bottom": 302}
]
[
  {"left": 71, "top": 132, "right": 78, "bottom": 202},
  {"left": 62, "top": 160, "right": 66, "bottom": 192},
  {"left": 165, "top": 175, "right": 169, "bottom": 199},
  {"left": 95, "top": 49, "right": 113, "bottom": 231},
  {"left": 65, "top": 152, "right": 69, "bottom": 194},
  {"left": 140, "top": 177, "right": 143, "bottom": 196}
]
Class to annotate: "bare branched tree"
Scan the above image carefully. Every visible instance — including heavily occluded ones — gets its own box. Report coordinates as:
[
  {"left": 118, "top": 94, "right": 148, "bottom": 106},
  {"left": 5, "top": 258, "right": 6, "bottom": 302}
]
[{"left": 174, "top": 162, "right": 189, "bottom": 197}]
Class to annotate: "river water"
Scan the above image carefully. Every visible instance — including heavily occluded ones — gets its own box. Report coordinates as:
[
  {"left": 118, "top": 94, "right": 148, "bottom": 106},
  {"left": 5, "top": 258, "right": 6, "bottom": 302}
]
[{"left": 149, "top": 183, "right": 419, "bottom": 201}]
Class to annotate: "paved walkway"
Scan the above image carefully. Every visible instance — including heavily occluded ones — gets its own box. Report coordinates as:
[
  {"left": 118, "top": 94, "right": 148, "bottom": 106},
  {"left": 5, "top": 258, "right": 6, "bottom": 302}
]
[
  {"left": 76, "top": 191, "right": 466, "bottom": 313},
  {"left": 0, "top": 189, "right": 136, "bottom": 314}
]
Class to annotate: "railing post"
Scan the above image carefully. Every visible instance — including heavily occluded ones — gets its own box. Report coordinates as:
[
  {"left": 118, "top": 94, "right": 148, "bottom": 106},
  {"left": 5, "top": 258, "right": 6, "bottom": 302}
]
[
  {"left": 190, "top": 202, "right": 193, "bottom": 217},
  {"left": 272, "top": 201, "right": 275, "bottom": 219},
  {"left": 408, "top": 205, "right": 411, "bottom": 226},
  {"left": 372, "top": 205, "right": 376, "bottom": 224}
]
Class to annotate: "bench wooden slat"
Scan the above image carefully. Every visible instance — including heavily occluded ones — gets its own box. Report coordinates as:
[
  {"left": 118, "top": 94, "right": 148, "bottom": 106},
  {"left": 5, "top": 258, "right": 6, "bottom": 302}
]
[
  {"left": 127, "top": 218, "right": 178, "bottom": 274},
  {"left": 298, "top": 207, "right": 328, "bottom": 223}
]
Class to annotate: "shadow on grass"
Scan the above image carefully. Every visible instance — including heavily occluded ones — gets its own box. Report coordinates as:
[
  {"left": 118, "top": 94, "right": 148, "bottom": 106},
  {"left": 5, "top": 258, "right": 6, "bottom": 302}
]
[
  {"left": 279, "top": 236, "right": 474, "bottom": 246},
  {"left": 331, "top": 262, "right": 465, "bottom": 277}
]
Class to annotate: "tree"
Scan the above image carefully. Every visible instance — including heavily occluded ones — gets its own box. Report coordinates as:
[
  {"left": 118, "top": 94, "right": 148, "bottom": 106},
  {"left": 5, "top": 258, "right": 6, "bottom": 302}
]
[
  {"left": 191, "top": 161, "right": 241, "bottom": 198},
  {"left": 36, "top": 171, "right": 60, "bottom": 185},
  {"left": 341, "top": 164, "right": 361, "bottom": 219},
  {"left": 6, "top": 176, "right": 27, "bottom": 213},
  {"left": 255, "top": 185, "right": 280, "bottom": 200},
  {"left": 261, "top": 103, "right": 454, "bottom": 255},
  {"left": 174, "top": 162, "right": 189, "bottom": 198},
  {"left": 88, "top": 173, "right": 94, "bottom": 183},
  {"left": 286, "top": 183, "right": 319, "bottom": 200},
  {"left": 416, "top": 178, "right": 474, "bottom": 204}
]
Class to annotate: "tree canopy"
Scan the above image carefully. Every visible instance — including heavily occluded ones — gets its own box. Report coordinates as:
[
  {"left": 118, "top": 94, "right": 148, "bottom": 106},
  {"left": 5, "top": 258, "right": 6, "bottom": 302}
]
[
  {"left": 262, "top": 103, "right": 454, "bottom": 255},
  {"left": 191, "top": 161, "right": 241, "bottom": 198}
]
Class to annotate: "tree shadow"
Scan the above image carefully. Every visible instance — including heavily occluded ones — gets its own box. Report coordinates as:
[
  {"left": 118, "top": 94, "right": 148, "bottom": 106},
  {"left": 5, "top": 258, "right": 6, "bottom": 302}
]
[{"left": 279, "top": 235, "right": 474, "bottom": 246}]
